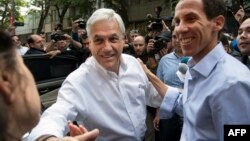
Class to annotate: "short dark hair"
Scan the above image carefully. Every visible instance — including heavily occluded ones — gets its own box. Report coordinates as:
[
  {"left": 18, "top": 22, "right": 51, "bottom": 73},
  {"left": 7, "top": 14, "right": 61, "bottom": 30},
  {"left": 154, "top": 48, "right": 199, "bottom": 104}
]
[
  {"left": 202, "top": 0, "right": 226, "bottom": 20},
  {"left": 27, "top": 35, "right": 35, "bottom": 45},
  {"left": 0, "top": 31, "right": 17, "bottom": 75},
  {"left": 177, "top": 0, "right": 226, "bottom": 20},
  {"left": 0, "top": 31, "right": 28, "bottom": 140},
  {"left": 0, "top": 31, "right": 16, "bottom": 140},
  {"left": 0, "top": 31, "right": 14, "bottom": 52}
]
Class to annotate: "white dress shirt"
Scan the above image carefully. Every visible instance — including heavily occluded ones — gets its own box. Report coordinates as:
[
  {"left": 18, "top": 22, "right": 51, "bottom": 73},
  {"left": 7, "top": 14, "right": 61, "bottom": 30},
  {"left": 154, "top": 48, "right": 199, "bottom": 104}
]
[
  {"left": 16, "top": 45, "right": 29, "bottom": 55},
  {"left": 28, "top": 54, "right": 162, "bottom": 141}
]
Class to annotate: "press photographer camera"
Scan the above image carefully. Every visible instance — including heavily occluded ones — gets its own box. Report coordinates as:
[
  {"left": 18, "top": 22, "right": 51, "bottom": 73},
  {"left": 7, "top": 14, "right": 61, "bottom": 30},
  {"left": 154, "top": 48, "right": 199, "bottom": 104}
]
[
  {"left": 147, "top": 6, "right": 163, "bottom": 32},
  {"left": 75, "top": 18, "right": 86, "bottom": 29},
  {"left": 147, "top": 30, "right": 172, "bottom": 56},
  {"left": 51, "top": 33, "right": 67, "bottom": 42},
  {"left": 13, "top": 21, "right": 24, "bottom": 26}
]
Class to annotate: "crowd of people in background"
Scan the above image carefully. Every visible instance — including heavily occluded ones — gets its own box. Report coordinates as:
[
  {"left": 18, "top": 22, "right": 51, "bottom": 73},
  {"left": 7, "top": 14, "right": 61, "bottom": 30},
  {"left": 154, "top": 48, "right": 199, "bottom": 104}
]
[{"left": 0, "top": 0, "right": 250, "bottom": 141}]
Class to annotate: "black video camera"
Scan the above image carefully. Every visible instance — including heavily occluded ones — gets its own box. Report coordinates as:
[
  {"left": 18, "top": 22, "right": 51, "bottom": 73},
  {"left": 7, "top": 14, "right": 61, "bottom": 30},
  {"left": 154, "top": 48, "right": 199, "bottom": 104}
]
[
  {"left": 13, "top": 22, "right": 24, "bottom": 26},
  {"left": 75, "top": 18, "right": 86, "bottom": 29},
  {"left": 51, "top": 33, "right": 66, "bottom": 42},
  {"left": 148, "top": 31, "right": 171, "bottom": 56},
  {"left": 147, "top": 6, "right": 163, "bottom": 32},
  {"left": 147, "top": 20, "right": 163, "bottom": 32},
  {"left": 148, "top": 38, "right": 168, "bottom": 56}
]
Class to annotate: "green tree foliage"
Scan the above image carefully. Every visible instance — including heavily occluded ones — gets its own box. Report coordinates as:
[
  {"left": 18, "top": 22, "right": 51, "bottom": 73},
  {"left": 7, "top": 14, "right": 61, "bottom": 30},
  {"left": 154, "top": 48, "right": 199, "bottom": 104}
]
[
  {"left": 29, "top": 0, "right": 52, "bottom": 33},
  {"left": 0, "top": 0, "right": 27, "bottom": 28},
  {"left": 29, "top": 0, "right": 95, "bottom": 33},
  {"left": 102, "top": 0, "right": 129, "bottom": 26}
]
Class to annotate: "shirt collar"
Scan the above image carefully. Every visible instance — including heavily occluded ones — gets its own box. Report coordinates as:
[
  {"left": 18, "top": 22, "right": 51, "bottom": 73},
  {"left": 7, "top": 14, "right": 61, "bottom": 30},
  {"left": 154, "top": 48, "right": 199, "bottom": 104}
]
[
  {"left": 187, "top": 42, "right": 225, "bottom": 78},
  {"left": 92, "top": 54, "right": 128, "bottom": 77},
  {"left": 173, "top": 50, "right": 182, "bottom": 59}
]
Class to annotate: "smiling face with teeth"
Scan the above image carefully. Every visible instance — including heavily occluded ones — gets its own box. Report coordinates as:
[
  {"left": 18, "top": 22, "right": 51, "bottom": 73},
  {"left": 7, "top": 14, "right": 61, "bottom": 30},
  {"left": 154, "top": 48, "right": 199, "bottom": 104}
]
[
  {"left": 174, "top": 0, "right": 224, "bottom": 62},
  {"left": 89, "top": 20, "right": 125, "bottom": 73},
  {"left": 237, "top": 18, "right": 250, "bottom": 55}
]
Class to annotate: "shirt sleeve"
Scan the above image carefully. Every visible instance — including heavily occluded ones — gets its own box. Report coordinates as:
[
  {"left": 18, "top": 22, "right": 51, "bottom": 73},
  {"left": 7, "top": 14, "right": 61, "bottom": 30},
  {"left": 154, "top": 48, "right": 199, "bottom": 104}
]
[
  {"left": 28, "top": 80, "right": 80, "bottom": 140},
  {"left": 159, "top": 86, "right": 182, "bottom": 119},
  {"left": 211, "top": 79, "right": 250, "bottom": 141}
]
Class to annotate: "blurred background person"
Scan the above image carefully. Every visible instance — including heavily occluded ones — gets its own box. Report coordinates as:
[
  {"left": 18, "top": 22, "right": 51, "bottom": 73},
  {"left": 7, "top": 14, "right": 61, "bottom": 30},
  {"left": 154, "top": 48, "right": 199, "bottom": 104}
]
[
  {"left": 132, "top": 35, "right": 148, "bottom": 63},
  {"left": 237, "top": 17, "right": 250, "bottom": 69},
  {"left": 79, "top": 32, "right": 91, "bottom": 62},
  {"left": 154, "top": 29, "right": 185, "bottom": 141},
  {"left": 131, "top": 35, "right": 156, "bottom": 141},
  {"left": 226, "top": 4, "right": 245, "bottom": 59},
  {"left": 11, "top": 34, "right": 29, "bottom": 55},
  {"left": 123, "top": 29, "right": 140, "bottom": 56},
  {"left": 71, "top": 18, "right": 87, "bottom": 42},
  {"left": 146, "top": 30, "right": 173, "bottom": 74},
  {"left": 25, "top": 34, "right": 46, "bottom": 55},
  {"left": 129, "top": 29, "right": 140, "bottom": 43},
  {"left": 220, "top": 32, "right": 242, "bottom": 60}
]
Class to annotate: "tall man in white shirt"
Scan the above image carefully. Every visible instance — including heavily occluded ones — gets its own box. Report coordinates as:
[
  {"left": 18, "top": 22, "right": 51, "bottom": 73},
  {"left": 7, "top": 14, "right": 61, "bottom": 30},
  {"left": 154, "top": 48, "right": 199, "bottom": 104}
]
[
  {"left": 139, "top": 0, "right": 250, "bottom": 141},
  {"left": 28, "top": 8, "right": 162, "bottom": 141}
]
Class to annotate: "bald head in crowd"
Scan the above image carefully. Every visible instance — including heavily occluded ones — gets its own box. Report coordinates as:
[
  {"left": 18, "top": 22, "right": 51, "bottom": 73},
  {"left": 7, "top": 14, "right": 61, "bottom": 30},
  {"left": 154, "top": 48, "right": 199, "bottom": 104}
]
[
  {"left": 27, "top": 34, "right": 45, "bottom": 51},
  {"left": 133, "top": 35, "right": 146, "bottom": 56}
]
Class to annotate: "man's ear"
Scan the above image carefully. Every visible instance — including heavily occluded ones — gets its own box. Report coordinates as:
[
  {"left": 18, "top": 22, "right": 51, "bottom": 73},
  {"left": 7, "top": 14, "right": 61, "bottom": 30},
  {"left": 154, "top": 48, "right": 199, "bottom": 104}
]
[
  {"left": 213, "top": 15, "right": 225, "bottom": 31},
  {"left": 0, "top": 72, "right": 14, "bottom": 105}
]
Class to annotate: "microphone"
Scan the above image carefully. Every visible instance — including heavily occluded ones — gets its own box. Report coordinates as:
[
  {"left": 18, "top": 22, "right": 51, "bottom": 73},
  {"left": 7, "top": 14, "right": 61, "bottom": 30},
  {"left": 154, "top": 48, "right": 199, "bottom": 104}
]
[
  {"left": 176, "top": 63, "right": 188, "bottom": 82},
  {"left": 178, "top": 63, "right": 188, "bottom": 75}
]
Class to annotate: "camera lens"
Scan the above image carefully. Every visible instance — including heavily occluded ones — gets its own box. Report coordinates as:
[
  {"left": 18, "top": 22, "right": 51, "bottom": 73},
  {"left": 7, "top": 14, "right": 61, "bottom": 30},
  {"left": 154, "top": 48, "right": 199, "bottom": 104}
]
[{"left": 76, "top": 18, "right": 86, "bottom": 29}]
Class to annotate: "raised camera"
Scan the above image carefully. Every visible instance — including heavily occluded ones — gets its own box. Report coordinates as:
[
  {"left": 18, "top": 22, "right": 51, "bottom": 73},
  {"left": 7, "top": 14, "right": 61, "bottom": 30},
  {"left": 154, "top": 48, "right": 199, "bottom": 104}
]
[
  {"left": 51, "top": 33, "right": 66, "bottom": 42},
  {"left": 146, "top": 6, "right": 163, "bottom": 32},
  {"left": 148, "top": 31, "right": 171, "bottom": 56},
  {"left": 75, "top": 18, "right": 86, "bottom": 29},
  {"left": 13, "top": 22, "right": 24, "bottom": 26}
]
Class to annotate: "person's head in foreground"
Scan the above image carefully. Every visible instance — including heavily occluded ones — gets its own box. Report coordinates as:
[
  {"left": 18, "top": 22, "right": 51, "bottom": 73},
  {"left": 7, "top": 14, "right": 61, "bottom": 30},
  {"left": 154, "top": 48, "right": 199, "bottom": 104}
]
[{"left": 0, "top": 31, "right": 41, "bottom": 141}]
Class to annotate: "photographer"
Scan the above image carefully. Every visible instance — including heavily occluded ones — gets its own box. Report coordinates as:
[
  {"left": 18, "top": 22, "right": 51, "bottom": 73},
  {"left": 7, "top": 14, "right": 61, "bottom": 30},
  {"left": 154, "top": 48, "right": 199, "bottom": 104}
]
[
  {"left": 69, "top": 18, "right": 91, "bottom": 62},
  {"left": 79, "top": 32, "right": 91, "bottom": 62},
  {"left": 53, "top": 23, "right": 63, "bottom": 33},
  {"left": 144, "top": 6, "right": 173, "bottom": 75},
  {"left": 146, "top": 30, "right": 173, "bottom": 74},
  {"left": 46, "top": 32, "right": 83, "bottom": 60},
  {"left": 71, "top": 18, "right": 87, "bottom": 43},
  {"left": 154, "top": 29, "right": 186, "bottom": 141}
]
